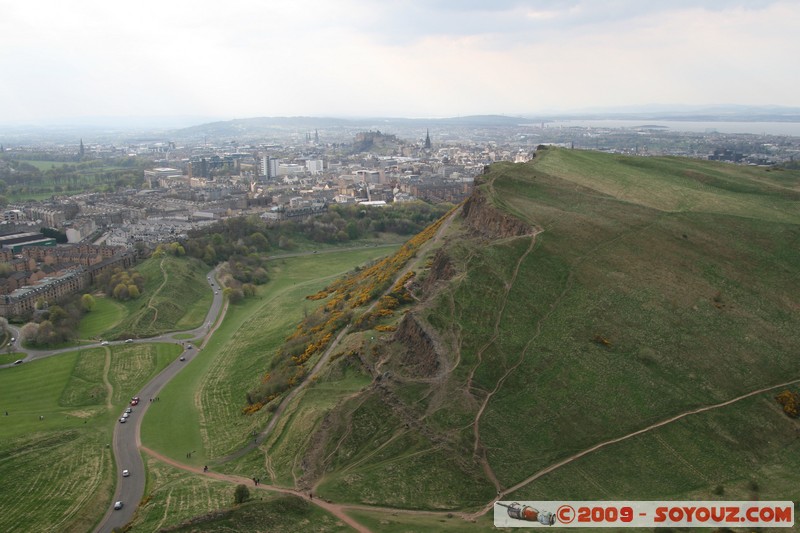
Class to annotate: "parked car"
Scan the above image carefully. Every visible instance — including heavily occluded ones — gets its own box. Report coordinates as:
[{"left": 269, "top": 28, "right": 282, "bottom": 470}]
[
  {"left": 114, "top": 501, "right": 123, "bottom": 510},
  {"left": 179, "top": 355, "right": 186, "bottom": 361},
  {"left": 13, "top": 359, "right": 23, "bottom": 365},
  {"left": 125, "top": 339, "right": 133, "bottom": 343},
  {"left": 101, "top": 341, "right": 109, "bottom": 346},
  {"left": 121, "top": 413, "right": 129, "bottom": 419},
  {"left": 122, "top": 470, "right": 130, "bottom": 477},
  {"left": 119, "top": 417, "right": 127, "bottom": 423},
  {"left": 125, "top": 407, "right": 132, "bottom": 413}
]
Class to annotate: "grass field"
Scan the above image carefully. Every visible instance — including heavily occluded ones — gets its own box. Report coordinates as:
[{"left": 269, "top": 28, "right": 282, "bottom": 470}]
[
  {"left": 131, "top": 457, "right": 352, "bottom": 532},
  {"left": 104, "top": 254, "right": 212, "bottom": 339},
  {"left": 140, "top": 247, "right": 397, "bottom": 466},
  {"left": 76, "top": 296, "right": 126, "bottom": 340},
  {"left": 0, "top": 343, "right": 179, "bottom": 533},
  {"left": 6, "top": 160, "right": 141, "bottom": 201}
]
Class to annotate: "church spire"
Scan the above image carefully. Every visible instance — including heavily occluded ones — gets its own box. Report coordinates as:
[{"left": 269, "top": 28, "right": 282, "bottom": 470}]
[{"left": 424, "top": 129, "right": 431, "bottom": 149}]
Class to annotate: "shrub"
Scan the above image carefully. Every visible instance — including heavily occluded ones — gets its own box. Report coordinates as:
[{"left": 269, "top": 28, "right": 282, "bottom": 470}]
[{"left": 234, "top": 484, "right": 250, "bottom": 504}]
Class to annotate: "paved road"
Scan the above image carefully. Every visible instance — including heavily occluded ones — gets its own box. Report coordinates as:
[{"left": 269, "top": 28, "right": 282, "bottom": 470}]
[{"left": 95, "top": 272, "right": 224, "bottom": 533}]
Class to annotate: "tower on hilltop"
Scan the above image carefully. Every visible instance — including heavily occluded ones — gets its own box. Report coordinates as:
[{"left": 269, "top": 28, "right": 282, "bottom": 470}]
[{"left": 424, "top": 129, "right": 431, "bottom": 150}]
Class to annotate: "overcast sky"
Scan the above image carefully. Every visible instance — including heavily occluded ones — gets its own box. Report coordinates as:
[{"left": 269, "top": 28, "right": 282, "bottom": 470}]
[{"left": 1, "top": 0, "right": 797, "bottom": 125}]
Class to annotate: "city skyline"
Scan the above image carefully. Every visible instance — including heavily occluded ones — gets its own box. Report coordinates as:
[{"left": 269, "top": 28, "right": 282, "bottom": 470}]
[{"left": 1, "top": 0, "right": 798, "bottom": 125}]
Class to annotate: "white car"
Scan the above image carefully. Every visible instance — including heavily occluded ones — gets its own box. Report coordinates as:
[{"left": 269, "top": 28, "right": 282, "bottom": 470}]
[
  {"left": 124, "top": 339, "right": 134, "bottom": 343},
  {"left": 101, "top": 341, "right": 109, "bottom": 346},
  {"left": 122, "top": 469, "right": 130, "bottom": 477},
  {"left": 114, "top": 501, "right": 123, "bottom": 510},
  {"left": 119, "top": 417, "right": 127, "bottom": 423},
  {"left": 125, "top": 407, "right": 132, "bottom": 414},
  {"left": 121, "top": 412, "right": 129, "bottom": 419}
]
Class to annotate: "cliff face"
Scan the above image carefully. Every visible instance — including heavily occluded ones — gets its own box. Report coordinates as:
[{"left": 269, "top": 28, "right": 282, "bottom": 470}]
[
  {"left": 418, "top": 248, "right": 455, "bottom": 296},
  {"left": 392, "top": 313, "right": 443, "bottom": 379},
  {"left": 460, "top": 186, "right": 531, "bottom": 239}
]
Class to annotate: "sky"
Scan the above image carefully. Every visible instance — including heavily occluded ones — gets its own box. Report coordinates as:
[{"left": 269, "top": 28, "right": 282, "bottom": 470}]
[{"left": 1, "top": 0, "right": 798, "bottom": 125}]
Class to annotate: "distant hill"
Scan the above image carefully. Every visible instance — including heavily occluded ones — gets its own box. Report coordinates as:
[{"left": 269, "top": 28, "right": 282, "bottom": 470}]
[
  {"left": 292, "top": 148, "right": 800, "bottom": 513},
  {"left": 169, "top": 114, "right": 528, "bottom": 141}
]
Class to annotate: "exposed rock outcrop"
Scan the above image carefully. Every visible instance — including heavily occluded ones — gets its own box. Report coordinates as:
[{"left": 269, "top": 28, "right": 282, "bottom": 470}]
[
  {"left": 392, "top": 313, "right": 444, "bottom": 379},
  {"left": 461, "top": 187, "right": 531, "bottom": 239},
  {"left": 418, "top": 248, "right": 455, "bottom": 296}
]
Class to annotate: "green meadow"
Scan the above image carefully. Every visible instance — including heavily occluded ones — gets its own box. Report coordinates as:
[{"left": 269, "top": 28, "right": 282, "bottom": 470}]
[
  {"left": 131, "top": 457, "right": 352, "bottom": 532},
  {"left": 76, "top": 296, "right": 126, "bottom": 340},
  {"left": 0, "top": 343, "right": 179, "bottom": 533}
]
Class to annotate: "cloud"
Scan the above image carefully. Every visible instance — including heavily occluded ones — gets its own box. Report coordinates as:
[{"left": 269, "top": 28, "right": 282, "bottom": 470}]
[{"left": 0, "top": 0, "right": 797, "bottom": 123}]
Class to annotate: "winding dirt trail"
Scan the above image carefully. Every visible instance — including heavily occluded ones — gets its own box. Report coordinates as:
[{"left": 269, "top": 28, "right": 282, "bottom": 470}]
[
  {"left": 469, "top": 375, "right": 800, "bottom": 519},
  {"left": 141, "top": 446, "right": 371, "bottom": 533},
  {"left": 146, "top": 257, "right": 169, "bottom": 326},
  {"left": 102, "top": 347, "right": 113, "bottom": 409},
  {"left": 467, "top": 233, "right": 539, "bottom": 491}
]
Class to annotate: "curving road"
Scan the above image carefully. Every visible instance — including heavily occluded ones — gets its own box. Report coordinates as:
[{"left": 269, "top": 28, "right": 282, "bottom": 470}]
[{"left": 94, "top": 272, "right": 225, "bottom": 533}]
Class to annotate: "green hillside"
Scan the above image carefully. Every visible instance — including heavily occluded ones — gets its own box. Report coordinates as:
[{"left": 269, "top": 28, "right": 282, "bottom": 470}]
[{"left": 286, "top": 147, "right": 800, "bottom": 516}]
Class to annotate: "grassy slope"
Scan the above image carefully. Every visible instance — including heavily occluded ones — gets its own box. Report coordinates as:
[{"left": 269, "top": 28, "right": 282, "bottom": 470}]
[
  {"left": 140, "top": 248, "right": 397, "bottom": 465},
  {"left": 308, "top": 148, "right": 800, "bottom": 514},
  {"left": 0, "top": 343, "right": 179, "bottom": 533},
  {"left": 76, "top": 296, "right": 126, "bottom": 340},
  {"left": 105, "top": 254, "right": 212, "bottom": 339},
  {"left": 477, "top": 151, "right": 800, "bottom": 485}
]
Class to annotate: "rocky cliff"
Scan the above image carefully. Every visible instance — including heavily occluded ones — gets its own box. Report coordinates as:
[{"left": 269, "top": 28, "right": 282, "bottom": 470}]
[
  {"left": 460, "top": 185, "right": 532, "bottom": 239},
  {"left": 391, "top": 312, "right": 444, "bottom": 379}
]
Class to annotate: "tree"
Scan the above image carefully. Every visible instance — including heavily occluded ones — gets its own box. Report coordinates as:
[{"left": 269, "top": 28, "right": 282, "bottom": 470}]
[
  {"left": 20, "top": 322, "right": 39, "bottom": 342},
  {"left": 35, "top": 320, "right": 56, "bottom": 345},
  {"left": 224, "top": 287, "right": 244, "bottom": 304},
  {"left": 81, "top": 294, "right": 96, "bottom": 312},
  {"left": 128, "top": 285, "right": 140, "bottom": 299},
  {"left": 233, "top": 484, "right": 250, "bottom": 504},
  {"left": 113, "top": 283, "right": 129, "bottom": 300}
]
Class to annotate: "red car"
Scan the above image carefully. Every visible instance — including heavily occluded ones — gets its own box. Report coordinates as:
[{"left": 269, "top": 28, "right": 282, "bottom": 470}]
[{"left": 130, "top": 396, "right": 140, "bottom": 406}]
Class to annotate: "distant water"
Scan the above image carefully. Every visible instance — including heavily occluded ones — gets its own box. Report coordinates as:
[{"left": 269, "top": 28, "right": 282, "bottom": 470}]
[{"left": 541, "top": 120, "right": 800, "bottom": 137}]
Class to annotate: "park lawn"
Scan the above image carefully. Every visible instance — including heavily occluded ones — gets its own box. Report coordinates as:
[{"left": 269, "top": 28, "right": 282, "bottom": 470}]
[
  {"left": 133, "top": 455, "right": 351, "bottom": 532},
  {"left": 0, "top": 343, "right": 179, "bottom": 533},
  {"left": 76, "top": 296, "right": 125, "bottom": 340},
  {"left": 140, "top": 247, "right": 396, "bottom": 465},
  {"left": 0, "top": 352, "right": 24, "bottom": 365}
]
